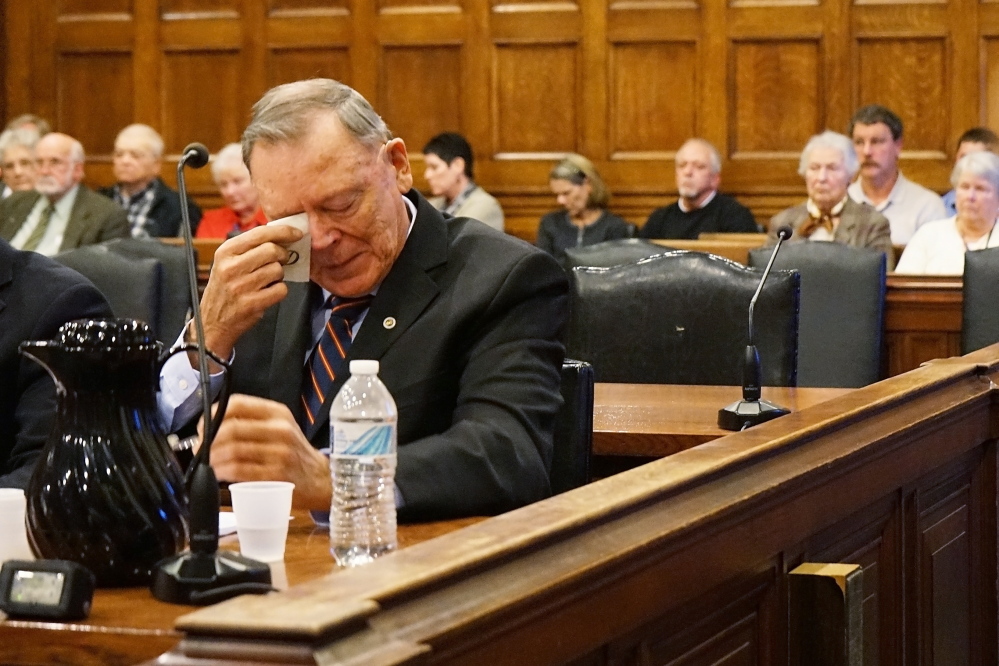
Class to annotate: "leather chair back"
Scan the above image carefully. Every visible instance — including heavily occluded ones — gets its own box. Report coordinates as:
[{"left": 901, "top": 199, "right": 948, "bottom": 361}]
[
  {"left": 102, "top": 238, "right": 194, "bottom": 343},
  {"left": 550, "top": 360, "right": 593, "bottom": 495},
  {"left": 568, "top": 251, "right": 799, "bottom": 385},
  {"left": 54, "top": 244, "right": 162, "bottom": 335},
  {"left": 963, "top": 246, "right": 999, "bottom": 353},
  {"left": 564, "top": 238, "right": 668, "bottom": 270},
  {"left": 749, "top": 242, "right": 886, "bottom": 388}
]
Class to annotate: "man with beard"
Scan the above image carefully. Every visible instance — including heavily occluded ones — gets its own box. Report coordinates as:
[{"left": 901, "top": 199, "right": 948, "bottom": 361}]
[
  {"left": 847, "top": 105, "right": 946, "bottom": 245},
  {"left": 639, "top": 138, "right": 758, "bottom": 239},
  {"left": 0, "top": 132, "right": 128, "bottom": 255}
]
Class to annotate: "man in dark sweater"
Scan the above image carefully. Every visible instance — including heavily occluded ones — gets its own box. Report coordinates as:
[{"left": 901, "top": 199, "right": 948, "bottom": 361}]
[{"left": 640, "top": 138, "right": 759, "bottom": 239}]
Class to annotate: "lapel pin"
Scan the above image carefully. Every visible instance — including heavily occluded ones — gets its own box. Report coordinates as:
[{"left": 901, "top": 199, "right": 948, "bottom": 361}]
[{"left": 383, "top": 317, "right": 396, "bottom": 329}]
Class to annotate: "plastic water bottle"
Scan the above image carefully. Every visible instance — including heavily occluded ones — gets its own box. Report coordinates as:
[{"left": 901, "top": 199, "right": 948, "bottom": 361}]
[{"left": 329, "top": 359, "right": 398, "bottom": 567}]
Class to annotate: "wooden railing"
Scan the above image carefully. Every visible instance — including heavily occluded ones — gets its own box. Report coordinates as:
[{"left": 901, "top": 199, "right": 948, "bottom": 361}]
[{"left": 156, "top": 345, "right": 999, "bottom": 665}]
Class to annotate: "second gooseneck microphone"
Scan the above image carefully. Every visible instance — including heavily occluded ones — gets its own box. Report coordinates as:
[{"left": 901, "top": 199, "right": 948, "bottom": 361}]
[{"left": 717, "top": 226, "right": 793, "bottom": 431}]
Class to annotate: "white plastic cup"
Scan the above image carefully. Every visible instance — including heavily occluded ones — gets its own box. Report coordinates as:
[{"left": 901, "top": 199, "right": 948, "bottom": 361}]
[
  {"left": 267, "top": 213, "right": 310, "bottom": 282},
  {"left": 0, "top": 489, "right": 34, "bottom": 563},
  {"left": 228, "top": 481, "right": 295, "bottom": 562}
]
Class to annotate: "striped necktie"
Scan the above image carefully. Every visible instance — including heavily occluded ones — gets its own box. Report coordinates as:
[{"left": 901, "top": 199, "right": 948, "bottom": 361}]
[
  {"left": 299, "top": 295, "right": 373, "bottom": 429},
  {"left": 21, "top": 202, "right": 56, "bottom": 252}
]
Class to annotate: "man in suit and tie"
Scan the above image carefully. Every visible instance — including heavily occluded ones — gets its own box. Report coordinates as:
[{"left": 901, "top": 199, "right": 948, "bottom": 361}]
[
  {"left": 161, "top": 79, "right": 568, "bottom": 521},
  {"left": 0, "top": 132, "right": 128, "bottom": 255}
]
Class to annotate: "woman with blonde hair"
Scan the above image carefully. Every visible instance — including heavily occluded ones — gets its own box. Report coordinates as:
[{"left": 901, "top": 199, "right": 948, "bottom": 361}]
[{"left": 536, "top": 154, "right": 633, "bottom": 261}]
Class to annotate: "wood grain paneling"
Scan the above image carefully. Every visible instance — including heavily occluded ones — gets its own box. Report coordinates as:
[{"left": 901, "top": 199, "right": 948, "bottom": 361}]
[
  {"left": 161, "top": 51, "right": 244, "bottom": 153},
  {"left": 920, "top": 487, "right": 972, "bottom": 665},
  {"left": 58, "top": 0, "right": 132, "bottom": 16},
  {"left": 379, "top": 46, "right": 461, "bottom": 150},
  {"left": 856, "top": 38, "right": 948, "bottom": 154},
  {"left": 56, "top": 53, "right": 133, "bottom": 156},
  {"left": 983, "top": 38, "right": 999, "bottom": 134},
  {"left": 610, "top": 42, "right": 696, "bottom": 158},
  {"left": 267, "top": 0, "right": 350, "bottom": 16},
  {"left": 731, "top": 40, "right": 820, "bottom": 157},
  {"left": 267, "top": 48, "right": 351, "bottom": 88},
  {"left": 3, "top": 1, "right": 986, "bottom": 234},
  {"left": 161, "top": 0, "right": 240, "bottom": 16},
  {"left": 494, "top": 44, "right": 577, "bottom": 155}
]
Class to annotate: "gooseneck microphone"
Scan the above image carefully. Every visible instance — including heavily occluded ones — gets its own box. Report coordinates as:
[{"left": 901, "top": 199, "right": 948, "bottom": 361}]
[
  {"left": 151, "top": 143, "right": 272, "bottom": 605},
  {"left": 717, "top": 226, "right": 793, "bottom": 431}
]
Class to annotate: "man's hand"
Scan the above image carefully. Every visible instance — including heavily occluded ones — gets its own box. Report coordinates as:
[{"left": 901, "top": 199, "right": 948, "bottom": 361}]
[
  {"left": 209, "top": 394, "right": 331, "bottom": 511},
  {"left": 199, "top": 224, "right": 303, "bottom": 359}
]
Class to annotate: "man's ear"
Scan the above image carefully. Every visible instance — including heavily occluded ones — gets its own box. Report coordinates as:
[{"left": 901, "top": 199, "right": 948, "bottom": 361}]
[
  {"left": 450, "top": 156, "right": 466, "bottom": 176},
  {"left": 385, "top": 138, "right": 413, "bottom": 193}
]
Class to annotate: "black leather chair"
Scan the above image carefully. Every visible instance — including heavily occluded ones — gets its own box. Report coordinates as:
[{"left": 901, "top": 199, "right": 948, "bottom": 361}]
[
  {"left": 962, "top": 246, "right": 999, "bottom": 353},
  {"left": 567, "top": 250, "right": 799, "bottom": 385},
  {"left": 101, "top": 238, "right": 194, "bottom": 344},
  {"left": 564, "top": 238, "right": 668, "bottom": 270},
  {"left": 749, "top": 243, "right": 886, "bottom": 388},
  {"left": 54, "top": 244, "right": 162, "bottom": 335},
  {"left": 550, "top": 360, "right": 593, "bottom": 495}
]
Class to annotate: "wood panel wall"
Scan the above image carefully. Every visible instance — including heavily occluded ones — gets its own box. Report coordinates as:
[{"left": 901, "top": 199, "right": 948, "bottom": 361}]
[{"left": 2, "top": 0, "right": 994, "bottom": 240}]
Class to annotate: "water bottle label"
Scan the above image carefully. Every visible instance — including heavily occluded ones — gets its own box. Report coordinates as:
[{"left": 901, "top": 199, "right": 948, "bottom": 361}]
[{"left": 332, "top": 422, "right": 395, "bottom": 456}]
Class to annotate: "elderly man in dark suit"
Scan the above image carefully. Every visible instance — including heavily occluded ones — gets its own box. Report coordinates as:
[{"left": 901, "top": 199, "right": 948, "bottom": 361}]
[
  {"left": 770, "top": 130, "right": 894, "bottom": 269},
  {"left": 0, "top": 238, "right": 113, "bottom": 488},
  {"left": 161, "top": 79, "right": 568, "bottom": 521},
  {"left": 0, "top": 132, "right": 129, "bottom": 255}
]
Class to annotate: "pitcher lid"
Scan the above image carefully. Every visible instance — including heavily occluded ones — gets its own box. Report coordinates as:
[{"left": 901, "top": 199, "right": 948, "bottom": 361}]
[{"left": 56, "top": 318, "right": 157, "bottom": 349}]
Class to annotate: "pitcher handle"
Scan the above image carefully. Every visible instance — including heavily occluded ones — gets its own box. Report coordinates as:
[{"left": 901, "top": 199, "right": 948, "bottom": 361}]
[{"left": 162, "top": 345, "right": 232, "bottom": 478}]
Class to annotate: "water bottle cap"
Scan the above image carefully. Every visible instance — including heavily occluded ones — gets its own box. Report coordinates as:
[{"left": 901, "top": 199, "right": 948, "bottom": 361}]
[{"left": 349, "top": 359, "right": 379, "bottom": 375}]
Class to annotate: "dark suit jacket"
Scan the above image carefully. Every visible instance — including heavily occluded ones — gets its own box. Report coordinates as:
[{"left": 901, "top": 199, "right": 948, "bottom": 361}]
[
  {"left": 0, "top": 187, "right": 129, "bottom": 253},
  {"left": 226, "top": 190, "right": 570, "bottom": 521},
  {"left": 99, "top": 178, "right": 202, "bottom": 237},
  {"left": 769, "top": 197, "right": 895, "bottom": 269},
  {"left": 0, "top": 239, "right": 113, "bottom": 488}
]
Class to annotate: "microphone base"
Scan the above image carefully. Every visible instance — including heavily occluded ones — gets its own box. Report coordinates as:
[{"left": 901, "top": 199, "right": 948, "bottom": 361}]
[
  {"left": 151, "top": 550, "right": 272, "bottom": 606},
  {"left": 718, "top": 398, "right": 790, "bottom": 431}
]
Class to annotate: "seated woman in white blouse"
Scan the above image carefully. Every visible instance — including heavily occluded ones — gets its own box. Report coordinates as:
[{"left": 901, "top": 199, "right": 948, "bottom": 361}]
[{"left": 896, "top": 151, "right": 999, "bottom": 274}]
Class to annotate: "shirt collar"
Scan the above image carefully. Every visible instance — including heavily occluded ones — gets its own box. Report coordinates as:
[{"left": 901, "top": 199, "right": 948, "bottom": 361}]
[{"left": 677, "top": 189, "right": 717, "bottom": 213}]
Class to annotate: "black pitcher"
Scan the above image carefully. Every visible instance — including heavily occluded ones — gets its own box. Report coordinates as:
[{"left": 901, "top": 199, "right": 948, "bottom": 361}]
[{"left": 19, "top": 318, "right": 189, "bottom": 587}]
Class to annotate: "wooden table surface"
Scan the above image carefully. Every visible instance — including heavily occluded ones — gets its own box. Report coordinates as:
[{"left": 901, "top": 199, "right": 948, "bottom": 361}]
[
  {"left": 0, "top": 513, "right": 481, "bottom": 666},
  {"left": 593, "top": 383, "right": 852, "bottom": 457}
]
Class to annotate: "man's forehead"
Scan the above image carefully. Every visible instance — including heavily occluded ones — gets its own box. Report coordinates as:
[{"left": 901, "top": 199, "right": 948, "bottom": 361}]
[{"left": 852, "top": 122, "right": 893, "bottom": 139}]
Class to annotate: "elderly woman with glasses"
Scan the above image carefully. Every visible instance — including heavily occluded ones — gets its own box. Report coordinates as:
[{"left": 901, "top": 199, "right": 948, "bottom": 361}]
[
  {"left": 896, "top": 151, "right": 999, "bottom": 274},
  {"left": 535, "top": 154, "right": 634, "bottom": 262}
]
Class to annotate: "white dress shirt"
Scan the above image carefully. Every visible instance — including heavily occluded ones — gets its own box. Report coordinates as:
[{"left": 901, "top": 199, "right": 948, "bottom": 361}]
[
  {"left": 895, "top": 216, "right": 999, "bottom": 275},
  {"left": 848, "top": 173, "right": 946, "bottom": 245}
]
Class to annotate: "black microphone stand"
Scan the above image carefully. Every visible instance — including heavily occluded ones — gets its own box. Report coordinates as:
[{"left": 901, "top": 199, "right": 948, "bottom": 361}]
[
  {"left": 151, "top": 143, "right": 272, "bottom": 605},
  {"left": 718, "top": 227, "right": 793, "bottom": 431}
]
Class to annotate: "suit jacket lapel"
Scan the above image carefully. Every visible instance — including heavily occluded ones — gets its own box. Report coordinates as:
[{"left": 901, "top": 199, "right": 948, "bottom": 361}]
[
  {"left": 0, "top": 192, "right": 41, "bottom": 243},
  {"left": 308, "top": 191, "right": 448, "bottom": 438},
  {"left": 835, "top": 199, "right": 861, "bottom": 243},
  {"left": 0, "top": 241, "right": 14, "bottom": 316},
  {"left": 270, "top": 280, "right": 313, "bottom": 426},
  {"left": 60, "top": 188, "right": 91, "bottom": 251}
]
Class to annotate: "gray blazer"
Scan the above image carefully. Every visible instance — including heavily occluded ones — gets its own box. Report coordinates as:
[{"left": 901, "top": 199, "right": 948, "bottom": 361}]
[
  {"left": 769, "top": 198, "right": 895, "bottom": 269},
  {"left": 0, "top": 187, "right": 129, "bottom": 253}
]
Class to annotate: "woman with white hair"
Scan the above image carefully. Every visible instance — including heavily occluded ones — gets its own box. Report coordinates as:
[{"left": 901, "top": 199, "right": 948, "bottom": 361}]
[
  {"left": 196, "top": 142, "right": 266, "bottom": 238},
  {"left": 896, "top": 151, "right": 999, "bottom": 274},
  {"left": 769, "top": 130, "right": 894, "bottom": 267}
]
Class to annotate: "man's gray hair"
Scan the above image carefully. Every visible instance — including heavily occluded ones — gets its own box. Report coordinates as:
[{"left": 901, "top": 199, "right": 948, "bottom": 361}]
[
  {"left": 116, "top": 123, "right": 164, "bottom": 159},
  {"left": 65, "top": 136, "right": 85, "bottom": 165},
  {"left": 952, "top": 150, "right": 999, "bottom": 191},
  {"left": 799, "top": 130, "right": 859, "bottom": 178},
  {"left": 242, "top": 79, "right": 392, "bottom": 168},
  {"left": 211, "top": 142, "right": 246, "bottom": 182},
  {"left": 0, "top": 127, "right": 40, "bottom": 157},
  {"left": 677, "top": 138, "right": 722, "bottom": 175}
]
